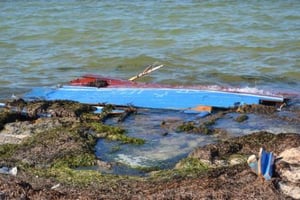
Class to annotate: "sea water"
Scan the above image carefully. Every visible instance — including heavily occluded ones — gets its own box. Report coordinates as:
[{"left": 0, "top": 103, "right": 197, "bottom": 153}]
[{"left": 0, "top": 1, "right": 299, "bottom": 100}]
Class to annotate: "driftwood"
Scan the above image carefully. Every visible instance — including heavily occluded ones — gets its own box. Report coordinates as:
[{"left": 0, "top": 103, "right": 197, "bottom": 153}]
[{"left": 128, "top": 64, "right": 164, "bottom": 81}]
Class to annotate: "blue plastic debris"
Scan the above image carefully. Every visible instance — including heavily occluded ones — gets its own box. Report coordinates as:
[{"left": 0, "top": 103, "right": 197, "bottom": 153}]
[
  {"left": 248, "top": 148, "right": 275, "bottom": 181},
  {"left": 258, "top": 148, "right": 275, "bottom": 180}
]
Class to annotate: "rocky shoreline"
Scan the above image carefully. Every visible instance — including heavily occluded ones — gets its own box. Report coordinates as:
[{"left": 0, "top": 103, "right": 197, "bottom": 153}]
[{"left": 0, "top": 99, "right": 299, "bottom": 199}]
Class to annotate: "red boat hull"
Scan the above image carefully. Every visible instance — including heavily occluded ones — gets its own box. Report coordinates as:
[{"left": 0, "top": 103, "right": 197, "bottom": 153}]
[{"left": 70, "top": 74, "right": 164, "bottom": 88}]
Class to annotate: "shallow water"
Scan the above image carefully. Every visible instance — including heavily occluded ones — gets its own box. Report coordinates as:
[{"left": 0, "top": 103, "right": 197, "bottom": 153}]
[
  {"left": 95, "top": 109, "right": 218, "bottom": 175},
  {"left": 215, "top": 112, "right": 300, "bottom": 137},
  {"left": 1, "top": 1, "right": 299, "bottom": 100},
  {"left": 94, "top": 107, "right": 300, "bottom": 175}
]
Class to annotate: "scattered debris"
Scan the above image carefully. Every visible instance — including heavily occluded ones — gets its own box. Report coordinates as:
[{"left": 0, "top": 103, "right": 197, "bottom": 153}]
[
  {"left": 247, "top": 154, "right": 258, "bottom": 174},
  {"left": 51, "top": 183, "right": 60, "bottom": 190},
  {"left": 188, "top": 132, "right": 300, "bottom": 168},
  {"left": 117, "top": 106, "right": 137, "bottom": 122},
  {"left": 247, "top": 148, "right": 275, "bottom": 180},
  {"left": 0, "top": 166, "right": 17, "bottom": 176},
  {"left": 129, "top": 63, "right": 164, "bottom": 81}
]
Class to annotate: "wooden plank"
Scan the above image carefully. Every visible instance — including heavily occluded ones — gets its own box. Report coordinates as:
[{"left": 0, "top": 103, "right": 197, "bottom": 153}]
[{"left": 24, "top": 86, "right": 284, "bottom": 110}]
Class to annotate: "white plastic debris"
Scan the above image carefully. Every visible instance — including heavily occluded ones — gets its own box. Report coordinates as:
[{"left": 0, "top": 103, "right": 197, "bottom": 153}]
[
  {"left": 51, "top": 183, "right": 60, "bottom": 190},
  {"left": 0, "top": 166, "right": 17, "bottom": 176}
]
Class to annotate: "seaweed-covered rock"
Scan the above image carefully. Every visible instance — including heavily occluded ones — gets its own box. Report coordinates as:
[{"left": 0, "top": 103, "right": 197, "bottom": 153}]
[
  {"left": 5, "top": 99, "right": 95, "bottom": 118},
  {"left": 0, "top": 117, "right": 79, "bottom": 144},
  {"left": 2, "top": 123, "right": 97, "bottom": 168},
  {"left": 236, "top": 104, "right": 277, "bottom": 115},
  {"left": 0, "top": 111, "right": 28, "bottom": 131},
  {"left": 235, "top": 114, "right": 249, "bottom": 122},
  {"left": 25, "top": 100, "right": 94, "bottom": 118},
  {"left": 188, "top": 132, "right": 300, "bottom": 167}
]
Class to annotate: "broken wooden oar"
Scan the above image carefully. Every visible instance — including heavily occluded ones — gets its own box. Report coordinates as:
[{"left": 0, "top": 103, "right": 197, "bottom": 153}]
[{"left": 128, "top": 63, "right": 164, "bottom": 81}]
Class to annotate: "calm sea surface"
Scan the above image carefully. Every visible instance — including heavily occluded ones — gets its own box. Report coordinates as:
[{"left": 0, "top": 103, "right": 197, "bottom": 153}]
[{"left": 1, "top": 1, "right": 299, "bottom": 99}]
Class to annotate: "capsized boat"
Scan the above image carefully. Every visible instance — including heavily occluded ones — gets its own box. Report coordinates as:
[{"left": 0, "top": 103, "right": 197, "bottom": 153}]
[{"left": 24, "top": 74, "right": 286, "bottom": 111}]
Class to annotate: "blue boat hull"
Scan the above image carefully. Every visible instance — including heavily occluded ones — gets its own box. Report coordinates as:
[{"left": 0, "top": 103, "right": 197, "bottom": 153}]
[{"left": 24, "top": 86, "right": 284, "bottom": 110}]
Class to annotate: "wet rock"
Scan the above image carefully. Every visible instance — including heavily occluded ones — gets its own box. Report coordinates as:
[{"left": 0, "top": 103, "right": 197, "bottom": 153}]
[
  {"left": 27, "top": 100, "right": 94, "bottom": 118},
  {"left": 5, "top": 99, "right": 94, "bottom": 118},
  {"left": 235, "top": 114, "right": 248, "bottom": 122},
  {"left": 0, "top": 111, "right": 27, "bottom": 131}
]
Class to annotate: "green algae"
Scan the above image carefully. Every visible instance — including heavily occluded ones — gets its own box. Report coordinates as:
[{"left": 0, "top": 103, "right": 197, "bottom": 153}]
[
  {"left": 0, "top": 143, "right": 18, "bottom": 160},
  {"left": 175, "top": 120, "right": 215, "bottom": 135},
  {"left": 50, "top": 167, "right": 104, "bottom": 186},
  {"left": 235, "top": 114, "right": 248, "bottom": 123},
  {"left": 53, "top": 153, "right": 96, "bottom": 168},
  {"left": 86, "top": 122, "right": 145, "bottom": 145},
  {"left": 106, "top": 133, "right": 145, "bottom": 144},
  {"left": 176, "top": 158, "right": 210, "bottom": 171},
  {"left": 176, "top": 122, "right": 196, "bottom": 132},
  {"left": 29, "top": 166, "right": 105, "bottom": 187},
  {"left": 133, "top": 166, "right": 161, "bottom": 173},
  {"left": 1, "top": 121, "right": 98, "bottom": 169},
  {"left": 27, "top": 165, "right": 139, "bottom": 187},
  {"left": 0, "top": 123, "right": 105, "bottom": 187},
  {"left": 149, "top": 158, "right": 210, "bottom": 181}
]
